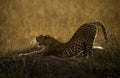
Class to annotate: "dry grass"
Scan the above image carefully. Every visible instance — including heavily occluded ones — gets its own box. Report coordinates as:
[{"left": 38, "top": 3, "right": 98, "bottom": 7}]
[
  {"left": 0, "top": 0, "right": 120, "bottom": 52},
  {"left": 0, "top": 1, "right": 120, "bottom": 77},
  {"left": 0, "top": 0, "right": 120, "bottom": 78}
]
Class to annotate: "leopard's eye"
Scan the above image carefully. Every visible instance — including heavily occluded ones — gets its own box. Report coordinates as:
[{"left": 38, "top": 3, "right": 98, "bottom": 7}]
[{"left": 39, "top": 43, "right": 42, "bottom": 46}]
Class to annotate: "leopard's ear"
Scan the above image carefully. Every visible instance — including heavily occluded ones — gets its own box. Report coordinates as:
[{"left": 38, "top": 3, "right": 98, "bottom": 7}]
[
  {"left": 43, "top": 35, "right": 50, "bottom": 39},
  {"left": 36, "top": 35, "right": 42, "bottom": 42},
  {"left": 42, "top": 34, "right": 46, "bottom": 37},
  {"left": 36, "top": 35, "right": 44, "bottom": 41}
]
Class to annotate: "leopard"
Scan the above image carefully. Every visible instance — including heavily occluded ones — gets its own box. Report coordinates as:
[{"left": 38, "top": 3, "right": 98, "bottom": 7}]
[
  {"left": 35, "top": 34, "right": 105, "bottom": 58},
  {"left": 20, "top": 21, "right": 109, "bottom": 58}
]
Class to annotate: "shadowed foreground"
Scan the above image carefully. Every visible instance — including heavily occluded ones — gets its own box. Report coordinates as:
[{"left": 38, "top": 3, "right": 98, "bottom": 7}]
[{"left": 0, "top": 36, "right": 120, "bottom": 78}]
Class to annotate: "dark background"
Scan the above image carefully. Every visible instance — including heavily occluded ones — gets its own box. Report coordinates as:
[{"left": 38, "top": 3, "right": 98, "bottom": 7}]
[{"left": 0, "top": 0, "right": 120, "bottom": 52}]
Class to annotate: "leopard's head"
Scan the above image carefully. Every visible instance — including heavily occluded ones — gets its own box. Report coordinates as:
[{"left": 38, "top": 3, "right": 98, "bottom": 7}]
[{"left": 36, "top": 35, "right": 60, "bottom": 48}]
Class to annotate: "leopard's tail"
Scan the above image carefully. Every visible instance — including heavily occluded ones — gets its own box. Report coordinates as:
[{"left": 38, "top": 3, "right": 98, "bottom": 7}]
[{"left": 88, "top": 21, "right": 109, "bottom": 50}]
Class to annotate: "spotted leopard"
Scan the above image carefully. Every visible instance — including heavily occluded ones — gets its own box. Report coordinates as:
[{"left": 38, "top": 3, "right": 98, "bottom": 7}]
[
  {"left": 36, "top": 34, "right": 104, "bottom": 58},
  {"left": 38, "top": 22, "right": 108, "bottom": 58},
  {"left": 20, "top": 21, "right": 109, "bottom": 58}
]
